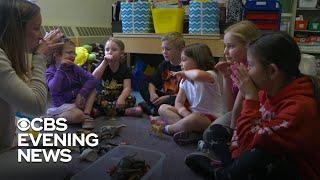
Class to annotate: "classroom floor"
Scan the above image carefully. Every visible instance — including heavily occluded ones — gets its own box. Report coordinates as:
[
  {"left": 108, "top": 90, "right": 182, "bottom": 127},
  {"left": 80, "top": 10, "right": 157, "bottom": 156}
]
[
  {"left": 69, "top": 115, "right": 203, "bottom": 180},
  {"left": 0, "top": 91, "right": 203, "bottom": 180}
]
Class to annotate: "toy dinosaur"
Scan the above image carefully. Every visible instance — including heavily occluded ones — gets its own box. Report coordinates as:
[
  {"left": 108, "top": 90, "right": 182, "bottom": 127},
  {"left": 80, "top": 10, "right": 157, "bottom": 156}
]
[
  {"left": 96, "top": 124, "right": 127, "bottom": 140},
  {"left": 107, "top": 153, "right": 150, "bottom": 180}
]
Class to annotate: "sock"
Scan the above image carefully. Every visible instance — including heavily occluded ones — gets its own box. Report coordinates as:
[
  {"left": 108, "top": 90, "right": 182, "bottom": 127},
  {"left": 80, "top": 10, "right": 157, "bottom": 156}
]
[{"left": 163, "top": 125, "right": 172, "bottom": 135}]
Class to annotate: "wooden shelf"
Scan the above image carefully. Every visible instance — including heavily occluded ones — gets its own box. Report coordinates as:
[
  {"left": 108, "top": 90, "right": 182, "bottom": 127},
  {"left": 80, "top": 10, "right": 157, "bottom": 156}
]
[
  {"left": 113, "top": 33, "right": 224, "bottom": 57},
  {"left": 297, "top": 7, "right": 320, "bottom": 11}
]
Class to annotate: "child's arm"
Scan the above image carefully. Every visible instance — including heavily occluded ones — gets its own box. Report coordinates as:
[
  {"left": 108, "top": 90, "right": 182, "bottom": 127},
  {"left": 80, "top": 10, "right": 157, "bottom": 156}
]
[
  {"left": 173, "top": 69, "right": 215, "bottom": 83},
  {"left": 76, "top": 67, "right": 99, "bottom": 99},
  {"left": 92, "top": 58, "right": 108, "bottom": 80},
  {"left": 46, "top": 64, "right": 70, "bottom": 93},
  {"left": 117, "top": 79, "right": 131, "bottom": 107},
  {"left": 235, "top": 96, "right": 318, "bottom": 157},
  {"left": 148, "top": 62, "right": 165, "bottom": 102},
  {"left": 230, "top": 92, "right": 243, "bottom": 129},
  {"left": 215, "top": 61, "right": 234, "bottom": 112},
  {"left": 174, "top": 88, "right": 191, "bottom": 117},
  {"left": 148, "top": 83, "right": 159, "bottom": 102},
  {"left": 223, "top": 76, "right": 234, "bottom": 112}
]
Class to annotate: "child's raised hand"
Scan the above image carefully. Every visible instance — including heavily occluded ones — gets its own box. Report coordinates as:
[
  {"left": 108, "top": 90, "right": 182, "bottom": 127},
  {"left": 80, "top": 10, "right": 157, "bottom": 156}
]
[
  {"left": 104, "top": 54, "right": 114, "bottom": 63},
  {"left": 172, "top": 71, "right": 186, "bottom": 83},
  {"left": 116, "top": 97, "right": 126, "bottom": 109},
  {"left": 61, "top": 58, "right": 74, "bottom": 65},
  {"left": 150, "top": 93, "right": 159, "bottom": 103},
  {"left": 232, "top": 63, "right": 258, "bottom": 100},
  {"left": 215, "top": 61, "right": 232, "bottom": 78}
]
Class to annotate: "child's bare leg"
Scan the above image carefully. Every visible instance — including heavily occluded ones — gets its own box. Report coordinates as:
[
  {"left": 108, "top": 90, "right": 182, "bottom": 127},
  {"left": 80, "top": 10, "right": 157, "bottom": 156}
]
[
  {"left": 158, "top": 104, "right": 181, "bottom": 124},
  {"left": 55, "top": 107, "right": 86, "bottom": 124},
  {"left": 83, "top": 90, "right": 96, "bottom": 115},
  {"left": 168, "top": 113, "right": 211, "bottom": 134}
]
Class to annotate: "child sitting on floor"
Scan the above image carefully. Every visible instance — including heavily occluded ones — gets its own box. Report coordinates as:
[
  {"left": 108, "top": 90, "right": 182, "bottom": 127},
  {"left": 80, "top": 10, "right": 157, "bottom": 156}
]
[
  {"left": 152, "top": 43, "right": 224, "bottom": 145},
  {"left": 46, "top": 38, "right": 98, "bottom": 127},
  {"left": 185, "top": 32, "right": 320, "bottom": 180},
  {"left": 93, "top": 37, "right": 142, "bottom": 117},
  {"left": 139, "top": 32, "right": 185, "bottom": 115}
]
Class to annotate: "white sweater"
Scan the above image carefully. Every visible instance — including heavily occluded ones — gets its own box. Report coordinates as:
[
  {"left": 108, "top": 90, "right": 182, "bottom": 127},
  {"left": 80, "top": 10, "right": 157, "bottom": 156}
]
[{"left": 0, "top": 49, "right": 47, "bottom": 150}]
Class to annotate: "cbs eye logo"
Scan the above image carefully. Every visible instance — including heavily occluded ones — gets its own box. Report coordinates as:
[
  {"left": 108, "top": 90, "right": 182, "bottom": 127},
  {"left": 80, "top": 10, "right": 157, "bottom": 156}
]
[{"left": 17, "top": 118, "right": 30, "bottom": 132}]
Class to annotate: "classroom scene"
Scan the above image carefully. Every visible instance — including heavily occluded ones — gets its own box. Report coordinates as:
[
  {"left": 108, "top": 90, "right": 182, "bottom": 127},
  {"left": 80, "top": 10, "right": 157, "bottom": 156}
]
[{"left": 0, "top": 0, "right": 320, "bottom": 179}]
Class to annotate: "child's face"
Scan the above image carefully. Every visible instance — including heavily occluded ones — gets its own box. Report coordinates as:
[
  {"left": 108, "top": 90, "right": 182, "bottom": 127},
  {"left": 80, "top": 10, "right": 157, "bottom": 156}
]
[
  {"left": 180, "top": 52, "right": 198, "bottom": 71},
  {"left": 60, "top": 44, "right": 76, "bottom": 62},
  {"left": 105, "top": 40, "right": 124, "bottom": 62},
  {"left": 161, "top": 40, "right": 182, "bottom": 63},
  {"left": 224, "top": 32, "right": 247, "bottom": 63},
  {"left": 246, "top": 51, "right": 269, "bottom": 90}
]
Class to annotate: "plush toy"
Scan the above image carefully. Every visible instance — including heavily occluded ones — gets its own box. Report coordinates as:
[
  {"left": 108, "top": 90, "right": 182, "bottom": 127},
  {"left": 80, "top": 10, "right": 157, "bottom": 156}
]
[
  {"left": 75, "top": 44, "right": 102, "bottom": 72},
  {"left": 75, "top": 46, "right": 89, "bottom": 66}
]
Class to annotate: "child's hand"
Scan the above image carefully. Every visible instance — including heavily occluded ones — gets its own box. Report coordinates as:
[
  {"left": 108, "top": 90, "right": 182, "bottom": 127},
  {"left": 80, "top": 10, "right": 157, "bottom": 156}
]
[
  {"left": 232, "top": 63, "right": 258, "bottom": 100},
  {"left": 75, "top": 94, "right": 86, "bottom": 109},
  {"left": 215, "top": 61, "right": 232, "bottom": 78},
  {"left": 61, "top": 59, "right": 74, "bottom": 65},
  {"left": 178, "top": 107, "right": 191, "bottom": 117},
  {"left": 153, "top": 95, "right": 170, "bottom": 106},
  {"left": 172, "top": 71, "right": 186, "bottom": 83},
  {"left": 104, "top": 54, "right": 113, "bottom": 63},
  {"left": 150, "top": 93, "right": 159, "bottom": 103},
  {"left": 116, "top": 97, "right": 126, "bottom": 109}
]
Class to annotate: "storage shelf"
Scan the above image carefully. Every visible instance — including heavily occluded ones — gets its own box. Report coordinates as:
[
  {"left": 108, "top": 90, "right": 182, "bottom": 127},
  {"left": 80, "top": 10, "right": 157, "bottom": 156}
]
[
  {"left": 281, "top": 13, "right": 293, "bottom": 18},
  {"left": 299, "top": 45, "right": 320, "bottom": 54},
  {"left": 297, "top": 7, "right": 320, "bottom": 11},
  {"left": 295, "top": 30, "right": 320, "bottom": 33}
]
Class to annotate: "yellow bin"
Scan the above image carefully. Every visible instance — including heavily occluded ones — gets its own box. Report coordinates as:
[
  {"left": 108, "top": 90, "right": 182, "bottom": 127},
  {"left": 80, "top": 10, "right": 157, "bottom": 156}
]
[{"left": 152, "top": 8, "right": 185, "bottom": 34}]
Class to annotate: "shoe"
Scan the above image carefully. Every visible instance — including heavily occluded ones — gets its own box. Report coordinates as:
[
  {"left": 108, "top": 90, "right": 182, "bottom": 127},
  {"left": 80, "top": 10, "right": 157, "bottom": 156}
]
[
  {"left": 124, "top": 106, "right": 143, "bottom": 117},
  {"left": 150, "top": 118, "right": 172, "bottom": 136},
  {"left": 197, "top": 140, "right": 210, "bottom": 154},
  {"left": 173, "top": 131, "right": 202, "bottom": 146},
  {"left": 185, "top": 151, "right": 221, "bottom": 177},
  {"left": 138, "top": 102, "right": 157, "bottom": 116}
]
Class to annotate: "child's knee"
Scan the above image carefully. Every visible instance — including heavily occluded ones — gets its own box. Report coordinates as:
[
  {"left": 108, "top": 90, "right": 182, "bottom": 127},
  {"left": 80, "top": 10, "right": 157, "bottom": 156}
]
[
  {"left": 158, "top": 104, "right": 171, "bottom": 115},
  {"left": 69, "top": 110, "right": 86, "bottom": 123}
]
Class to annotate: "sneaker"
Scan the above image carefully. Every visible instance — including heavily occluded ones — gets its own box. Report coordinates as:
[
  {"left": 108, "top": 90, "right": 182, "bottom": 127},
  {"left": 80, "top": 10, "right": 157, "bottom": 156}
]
[
  {"left": 197, "top": 140, "right": 211, "bottom": 153},
  {"left": 124, "top": 106, "right": 143, "bottom": 117},
  {"left": 185, "top": 151, "right": 222, "bottom": 177},
  {"left": 173, "top": 131, "right": 202, "bottom": 146}
]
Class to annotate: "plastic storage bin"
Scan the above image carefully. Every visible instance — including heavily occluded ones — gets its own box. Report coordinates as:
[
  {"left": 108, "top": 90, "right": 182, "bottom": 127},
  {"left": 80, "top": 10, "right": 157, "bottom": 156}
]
[
  {"left": 245, "top": 0, "right": 281, "bottom": 11},
  {"left": 121, "top": 1, "right": 153, "bottom": 33},
  {"left": 295, "top": 20, "right": 308, "bottom": 30},
  {"left": 189, "top": 1, "right": 220, "bottom": 34},
  {"left": 71, "top": 145, "right": 165, "bottom": 180},
  {"left": 152, "top": 8, "right": 184, "bottom": 34}
]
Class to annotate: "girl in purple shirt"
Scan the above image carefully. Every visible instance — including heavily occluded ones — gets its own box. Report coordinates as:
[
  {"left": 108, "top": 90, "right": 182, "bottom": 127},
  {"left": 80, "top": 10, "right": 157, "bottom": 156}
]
[{"left": 46, "top": 38, "right": 98, "bottom": 124}]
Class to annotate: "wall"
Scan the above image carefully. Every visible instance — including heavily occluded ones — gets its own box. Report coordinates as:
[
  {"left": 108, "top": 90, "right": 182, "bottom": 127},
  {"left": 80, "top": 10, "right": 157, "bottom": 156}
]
[{"left": 36, "top": 0, "right": 112, "bottom": 27}]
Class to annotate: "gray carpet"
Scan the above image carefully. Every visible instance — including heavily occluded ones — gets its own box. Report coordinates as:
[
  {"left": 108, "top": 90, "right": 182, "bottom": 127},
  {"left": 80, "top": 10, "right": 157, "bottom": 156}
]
[{"left": 70, "top": 115, "right": 203, "bottom": 180}]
